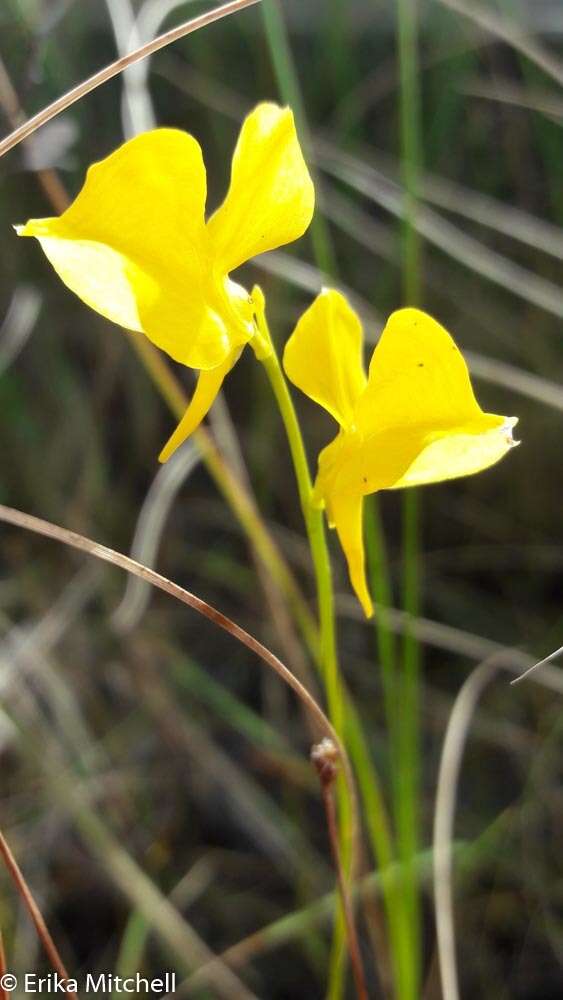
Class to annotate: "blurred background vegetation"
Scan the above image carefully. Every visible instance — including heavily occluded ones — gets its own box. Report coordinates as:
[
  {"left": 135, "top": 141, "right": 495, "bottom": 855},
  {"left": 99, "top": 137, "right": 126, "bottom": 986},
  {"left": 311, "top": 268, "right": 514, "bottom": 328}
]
[{"left": 1, "top": 0, "right": 562, "bottom": 997}]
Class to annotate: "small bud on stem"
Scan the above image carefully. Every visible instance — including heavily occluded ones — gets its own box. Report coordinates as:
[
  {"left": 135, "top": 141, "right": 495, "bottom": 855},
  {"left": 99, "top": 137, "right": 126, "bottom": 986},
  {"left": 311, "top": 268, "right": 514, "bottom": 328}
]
[{"left": 311, "top": 736, "right": 340, "bottom": 785}]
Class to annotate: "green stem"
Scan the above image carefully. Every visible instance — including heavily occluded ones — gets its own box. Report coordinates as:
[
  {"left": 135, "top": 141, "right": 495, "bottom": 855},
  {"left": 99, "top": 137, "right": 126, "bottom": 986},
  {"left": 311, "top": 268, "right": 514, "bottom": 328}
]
[
  {"left": 365, "top": 495, "right": 397, "bottom": 741},
  {"left": 396, "top": 0, "right": 423, "bottom": 997},
  {"left": 261, "top": 0, "right": 336, "bottom": 276},
  {"left": 397, "top": 0, "right": 422, "bottom": 305},
  {"left": 257, "top": 324, "right": 342, "bottom": 737}
]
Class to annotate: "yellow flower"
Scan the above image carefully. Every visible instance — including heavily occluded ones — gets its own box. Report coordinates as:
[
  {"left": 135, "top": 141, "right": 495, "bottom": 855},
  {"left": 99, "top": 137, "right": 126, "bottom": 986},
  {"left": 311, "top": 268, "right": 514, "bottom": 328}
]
[
  {"left": 284, "top": 289, "right": 518, "bottom": 617},
  {"left": 17, "top": 103, "right": 314, "bottom": 461}
]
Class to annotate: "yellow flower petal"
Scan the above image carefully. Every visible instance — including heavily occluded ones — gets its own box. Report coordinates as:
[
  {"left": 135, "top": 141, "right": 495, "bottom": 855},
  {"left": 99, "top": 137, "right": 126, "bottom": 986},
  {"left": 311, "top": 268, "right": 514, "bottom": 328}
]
[
  {"left": 18, "top": 129, "right": 240, "bottom": 370},
  {"left": 329, "top": 491, "right": 373, "bottom": 618},
  {"left": 313, "top": 429, "right": 357, "bottom": 508},
  {"left": 389, "top": 418, "right": 518, "bottom": 489},
  {"left": 325, "top": 415, "right": 516, "bottom": 497},
  {"left": 208, "top": 103, "right": 314, "bottom": 273},
  {"left": 283, "top": 289, "right": 367, "bottom": 429},
  {"left": 356, "top": 307, "right": 497, "bottom": 436},
  {"left": 158, "top": 347, "right": 240, "bottom": 462}
]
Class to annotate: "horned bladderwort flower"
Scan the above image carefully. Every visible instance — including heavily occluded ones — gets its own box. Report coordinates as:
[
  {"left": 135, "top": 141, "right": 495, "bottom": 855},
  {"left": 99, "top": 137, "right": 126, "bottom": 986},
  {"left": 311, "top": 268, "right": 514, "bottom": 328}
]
[
  {"left": 17, "top": 103, "right": 314, "bottom": 461},
  {"left": 284, "top": 289, "right": 518, "bottom": 617}
]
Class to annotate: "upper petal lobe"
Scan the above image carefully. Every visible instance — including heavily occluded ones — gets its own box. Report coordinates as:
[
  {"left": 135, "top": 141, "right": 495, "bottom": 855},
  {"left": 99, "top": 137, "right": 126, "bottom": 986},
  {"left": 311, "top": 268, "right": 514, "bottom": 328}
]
[
  {"left": 18, "top": 129, "right": 237, "bottom": 370},
  {"left": 208, "top": 103, "right": 314, "bottom": 273},
  {"left": 284, "top": 289, "right": 367, "bottom": 429}
]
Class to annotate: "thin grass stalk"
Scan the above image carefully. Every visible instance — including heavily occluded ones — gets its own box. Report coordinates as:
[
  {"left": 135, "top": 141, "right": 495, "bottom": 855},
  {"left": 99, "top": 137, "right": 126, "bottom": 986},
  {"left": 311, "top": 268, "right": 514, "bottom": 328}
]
[
  {"left": 365, "top": 497, "right": 397, "bottom": 751},
  {"left": 436, "top": 0, "right": 563, "bottom": 88},
  {"left": 112, "top": 911, "right": 150, "bottom": 995},
  {"left": 0, "top": 0, "right": 261, "bottom": 159},
  {"left": 325, "top": 1, "right": 353, "bottom": 104},
  {"left": 261, "top": 0, "right": 335, "bottom": 275},
  {"left": 322, "top": 782, "right": 369, "bottom": 1000},
  {"left": 258, "top": 347, "right": 343, "bottom": 735},
  {"left": 0, "top": 831, "right": 76, "bottom": 999},
  {"left": 432, "top": 655, "right": 511, "bottom": 1000},
  {"left": 364, "top": 497, "right": 413, "bottom": 996},
  {"left": 0, "top": 929, "right": 8, "bottom": 1000},
  {"left": 396, "top": 0, "right": 423, "bottom": 996},
  {"left": 311, "top": 740, "right": 369, "bottom": 1000}
]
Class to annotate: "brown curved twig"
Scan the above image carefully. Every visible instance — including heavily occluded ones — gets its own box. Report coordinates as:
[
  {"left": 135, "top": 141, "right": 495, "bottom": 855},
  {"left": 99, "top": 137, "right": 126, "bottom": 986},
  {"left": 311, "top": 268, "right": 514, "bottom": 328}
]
[
  {"left": 0, "top": 928, "right": 8, "bottom": 1000},
  {"left": 0, "top": 0, "right": 260, "bottom": 159},
  {"left": 0, "top": 831, "right": 77, "bottom": 999},
  {"left": 312, "top": 740, "right": 369, "bottom": 1000}
]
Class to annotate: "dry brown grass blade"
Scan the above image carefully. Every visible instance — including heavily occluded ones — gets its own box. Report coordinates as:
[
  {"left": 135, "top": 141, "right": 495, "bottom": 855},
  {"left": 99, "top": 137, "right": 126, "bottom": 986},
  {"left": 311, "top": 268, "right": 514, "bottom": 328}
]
[
  {"left": 0, "top": 0, "right": 260, "bottom": 159},
  {"left": 0, "top": 929, "right": 8, "bottom": 1000},
  {"left": 0, "top": 831, "right": 76, "bottom": 998}
]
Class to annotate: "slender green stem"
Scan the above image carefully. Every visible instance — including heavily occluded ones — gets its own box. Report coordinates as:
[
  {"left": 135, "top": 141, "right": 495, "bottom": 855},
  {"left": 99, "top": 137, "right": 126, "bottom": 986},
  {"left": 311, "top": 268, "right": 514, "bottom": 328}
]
[
  {"left": 397, "top": 0, "right": 422, "bottom": 305},
  {"left": 396, "top": 0, "right": 423, "bottom": 997},
  {"left": 397, "top": 491, "right": 421, "bottom": 1000},
  {"left": 365, "top": 496, "right": 397, "bottom": 741},
  {"left": 256, "top": 304, "right": 350, "bottom": 998},
  {"left": 261, "top": 0, "right": 336, "bottom": 276},
  {"left": 365, "top": 493, "right": 426, "bottom": 1000},
  {"left": 256, "top": 314, "right": 342, "bottom": 736},
  {"left": 113, "top": 911, "right": 150, "bottom": 999}
]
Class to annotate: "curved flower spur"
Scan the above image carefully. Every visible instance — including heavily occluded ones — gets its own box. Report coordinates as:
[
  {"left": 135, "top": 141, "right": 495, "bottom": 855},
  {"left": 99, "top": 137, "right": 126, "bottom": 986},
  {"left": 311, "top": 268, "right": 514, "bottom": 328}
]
[
  {"left": 284, "top": 289, "right": 518, "bottom": 618},
  {"left": 17, "top": 103, "right": 314, "bottom": 461}
]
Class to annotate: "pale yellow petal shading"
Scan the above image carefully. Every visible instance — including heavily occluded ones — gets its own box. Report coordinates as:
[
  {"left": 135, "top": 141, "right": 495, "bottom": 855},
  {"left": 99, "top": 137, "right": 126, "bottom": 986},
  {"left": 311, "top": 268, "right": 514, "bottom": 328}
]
[
  {"left": 312, "top": 430, "right": 357, "bottom": 508},
  {"left": 18, "top": 129, "right": 241, "bottom": 370},
  {"left": 283, "top": 289, "right": 367, "bottom": 429},
  {"left": 158, "top": 347, "right": 240, "bottom": 463},
  {"left": 356, "top": 307, "right": 491, "bottom": 436},
  {"left": 389, "top": 418, "right": 518, "bottom": 489},
  {"left": 208, "top": 103, "right": 314, "bottom": 273},
  {"left": 223, "top": 277, "right": 255, "bottom": 343},
  {"left": 329, "top": 491, "right": 373, "bottom": 618},
  {"left": 324, "top": 415, "right": 515, "bottom": 498}
]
